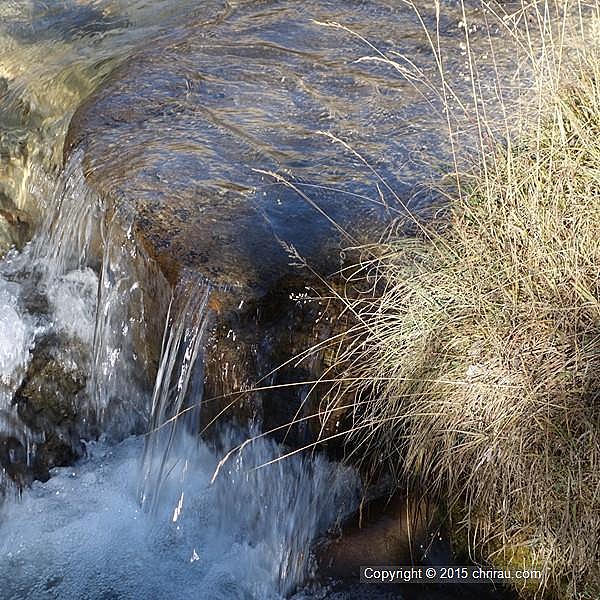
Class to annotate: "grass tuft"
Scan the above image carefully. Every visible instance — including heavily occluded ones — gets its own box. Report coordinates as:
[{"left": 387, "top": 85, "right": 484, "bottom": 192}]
[{"left": 323, "top": 3, "right": 600, "bottom": 598}]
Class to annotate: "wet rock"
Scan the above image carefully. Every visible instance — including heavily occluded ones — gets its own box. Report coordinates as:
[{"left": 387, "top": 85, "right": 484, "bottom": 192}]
[
  {"left": 201, "top": 275, "right": 343, "bottom": 447},
  {"left": 64, "top": 2, "right": 513, "bottom": 445},
  {"left": 316, "top": 495, "right": 438, "bottom": 579},
  {"left": 0, "top": 191, "right": 31, "bottom": 257},
  {"left": 65, "top": 1, "right": 402, "bottom": 445},
  {"left": 10, "top": 333, "right": 88, "bottom": 483},
  {"left": 0, "top": 433, "right": 29, "bottom": 487}
]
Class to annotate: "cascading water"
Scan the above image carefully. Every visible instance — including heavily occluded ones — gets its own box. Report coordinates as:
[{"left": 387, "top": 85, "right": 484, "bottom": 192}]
[
  {"left": 0, "top": 152, "right": 102, "bottom": 494},
  {"left": 89, "top": 201, "right": 165, "bottom": 439},
  {"left": 0, "top": 4, "right": 363, "bottom": 593},
  {"left": 0, "top": 140, "right": 359, "bottom": 599},
  {"left": 0, "top": 270, "right": 39, "bottom": 498},
  {"left": 139, "top": 275, "right": 211, "bottom": 514},
  {"left": 0, "top": 146, "right": 363, "bottom": 600}
]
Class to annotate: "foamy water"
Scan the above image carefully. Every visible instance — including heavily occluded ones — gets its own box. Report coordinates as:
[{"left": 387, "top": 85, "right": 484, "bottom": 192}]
[
  {"left": 0, "top": 273, "right": 34, "bottom": 386},
  {"left": 0, "top": 226, "right": 361, "bottom": 598},
  {"left": 0, "top": 433, "right": 360, "bottom": 600},
  {"left": 46, "top": 267, "right": 98, "bottom": 347}
]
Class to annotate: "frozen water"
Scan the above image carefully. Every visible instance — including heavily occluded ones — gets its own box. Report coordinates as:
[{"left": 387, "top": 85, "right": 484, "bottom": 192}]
[{"left": 0, "top": 433, "right": 361, "bottom": 600}]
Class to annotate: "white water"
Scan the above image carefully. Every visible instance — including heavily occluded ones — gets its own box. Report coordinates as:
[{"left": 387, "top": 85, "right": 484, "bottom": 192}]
[
  {"left": 0, "top": 155, "right": 100, "bottom": 422},
  {"left": 47, "top": 267, "right": 98, "bottom": 347},
  {"left": 0, "top": 268, "right": 39, "bottom": 495},
  {"left": 89, "top": 202, "right": 164, "bottom": 439},
  {"left": 0, "top": 432, "right": 360, "bottom": 600},
  {"left": 0, "top": 276, "right": 33, "bottom": 385},
  {"left": 139, "top": 274, "right": 211, "bottom": 514},
  {"left": 0, "top": 254, "right": 99, "bottom": 497},
  {"left": 0, "top": 157, "right": 105, "bottom": 492}
]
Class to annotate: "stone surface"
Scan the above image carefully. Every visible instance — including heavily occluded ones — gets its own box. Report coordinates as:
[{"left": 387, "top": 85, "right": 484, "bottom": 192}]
[
  {"left": 315, "top": 493, "right": 517, "bottom": 600},
  {"left": 10, "top": 333, "right": 88, "bottom": 484},
  {"left": 0, "top": 191, "right": 31, "bottom": 257},
  {"left": 63, "top": 1, "right": 513, "bottom": 441},
  {"left": 66, "top": 0, "right": 502, "bottom": 291}
]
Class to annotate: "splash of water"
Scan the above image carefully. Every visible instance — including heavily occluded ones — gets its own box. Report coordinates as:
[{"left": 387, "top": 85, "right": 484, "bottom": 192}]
[
  {"left": 0, "top": 432, "right": 360, "bottom": 599},
  {"left": 0, "top": 154, "right": 104, "bottom": 491}
]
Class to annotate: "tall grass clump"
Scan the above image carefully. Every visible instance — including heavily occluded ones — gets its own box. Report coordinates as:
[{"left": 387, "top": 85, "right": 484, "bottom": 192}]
[{"left": 324, "top": 2, "right": 600, "bottom": 598}]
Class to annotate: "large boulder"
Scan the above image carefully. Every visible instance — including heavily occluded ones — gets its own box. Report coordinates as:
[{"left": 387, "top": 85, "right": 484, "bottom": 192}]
[
  {"left": 63, "top": 1, "right": 507, "bottom": 440},
  {"left": 64, "top": 1, "right": 408, "bottom": 439}
]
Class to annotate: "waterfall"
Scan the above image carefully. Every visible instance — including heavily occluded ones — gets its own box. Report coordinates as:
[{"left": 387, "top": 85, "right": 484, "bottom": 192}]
[
  {"left": 0, "top": 2, "right": 373, "bottom": 596},
  {"left": 0, "top": 153, "right": 102, "bottom": 494},
  {"left": 89, "top": 202, "right": 168, "bottom": 440},
  {"left": 0, "top": 151, "right": 161, "bottom": 493},
  {"left": 30, "top": 150, "right": 103, "bottom": 283},
  {"left": 207, "top": 429, "right": 361, "bottom": 597},
  {"left": 139, "top": 275, "right": 212, "bottom": 513},
  {"left": 0, "top": 124, "right": 363, "bottom": 600}
]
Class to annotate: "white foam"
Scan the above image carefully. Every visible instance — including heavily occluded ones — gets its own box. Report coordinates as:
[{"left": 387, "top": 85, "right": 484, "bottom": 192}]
[
  {"left": 0, "top": 275, "right": 34, "bottom": 386},
  {"left": 47, "top": 267, "right": 99, "bottom": 346},
  {"left": 0, "top": 434, "right": 360, "bottom": 599}
]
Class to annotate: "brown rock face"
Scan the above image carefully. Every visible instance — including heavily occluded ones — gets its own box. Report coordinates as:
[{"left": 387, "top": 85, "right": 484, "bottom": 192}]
[
  {"left": 64, "top": 2, "right": 410, "bottom": 441},
  {"left": 317, "top": 495, "right": 437, "bottom": 579},
  {"left": 62, "top": 0, "right": 508, "bottom": 442}
]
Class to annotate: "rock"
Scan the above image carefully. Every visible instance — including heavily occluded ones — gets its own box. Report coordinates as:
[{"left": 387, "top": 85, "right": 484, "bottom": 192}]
[
  {"left": 0, "top": 191, "right": 31, "bottom": 257},
  {"left": 62, "top": 1, "right": 513, "bottom": 450},
  {"left": 9, "top": 333, "right": 88, "bottom": 484},
  {"left": 315, "top": 493, "right": 518, "bottom": 600},
  {"left": 316, "top": 495, "right": 438, "bottom": 579},
  {"left": 64, "top": 2, "right": 404, "bottom": 444}
]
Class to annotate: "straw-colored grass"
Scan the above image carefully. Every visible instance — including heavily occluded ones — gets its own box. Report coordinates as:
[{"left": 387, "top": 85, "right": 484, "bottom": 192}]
[{"left": 321, "top": 3, "right": 600, "bottom": 598}]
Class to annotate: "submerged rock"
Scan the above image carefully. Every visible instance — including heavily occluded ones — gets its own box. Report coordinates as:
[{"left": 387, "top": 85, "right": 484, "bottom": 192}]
[
  {"left": 65, "top": 1, "right": 416, "bottom": 444},
  {"left": 315, "top": 493, "right": 517, "bottom": 599},
  {"left": 317, "top": 495, "right": 439, "bottom": 578},
  {"left": 65, "top": 2, "right": 468, "bottom": 444},
  {"left": 63, "top": 1, "right": 513, "bottom": 448}
]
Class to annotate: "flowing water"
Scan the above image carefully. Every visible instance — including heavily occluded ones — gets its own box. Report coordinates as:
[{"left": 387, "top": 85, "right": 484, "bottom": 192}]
[
  {"left": 0, "top": 434, "right": 360, "bottom": 599},
  {"left": 0, "top": 3, "right": 371, "bottom": 597},
  {"left": 0, "top": 109, "right": 361, "bottom": 599},
  {"left": 0, "top": 1, "right": 549, "bottom": 598}
]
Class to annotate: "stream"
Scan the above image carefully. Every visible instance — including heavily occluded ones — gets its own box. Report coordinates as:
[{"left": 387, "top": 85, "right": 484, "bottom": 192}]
[{"left": 0, "top": 2, "right": 528, "bottom": 599}]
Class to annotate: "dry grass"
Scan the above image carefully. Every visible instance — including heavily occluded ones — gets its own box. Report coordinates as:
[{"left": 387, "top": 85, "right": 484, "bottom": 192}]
[{"left": 320, "top": 2, "right": 600, "bottom": 598}]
